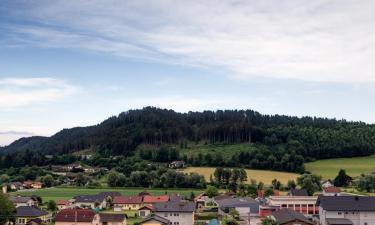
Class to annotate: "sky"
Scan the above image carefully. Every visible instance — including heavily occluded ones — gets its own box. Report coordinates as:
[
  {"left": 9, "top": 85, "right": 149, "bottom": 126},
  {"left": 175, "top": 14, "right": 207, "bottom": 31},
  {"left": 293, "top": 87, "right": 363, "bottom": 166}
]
[{"left": 1, "top": 0, "right": 375, "bottom": 146}]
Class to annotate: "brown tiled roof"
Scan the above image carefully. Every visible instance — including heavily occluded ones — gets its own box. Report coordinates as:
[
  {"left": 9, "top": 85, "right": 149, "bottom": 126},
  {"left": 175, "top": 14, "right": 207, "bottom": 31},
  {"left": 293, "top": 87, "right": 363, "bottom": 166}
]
[
  {"left": 272, "top": 208, "right": 314, "bottom": 225},
  {"left": 56, "top": 200, "right": 70, "bottom": 205},
  {"left": 99, "top": 213, "right": 127, "bottom": 222},
  {"left": 113, "top": 196, "right": 143, "bottom": 204},
  {"left": 143, "top": 195, "right": 169, "bottom": 203},
  {"left": 323, "top": 187, "right": 342, "bottom": 193},
  {"left": 55, "top": 209, "right": 95, "bottom": 222}
]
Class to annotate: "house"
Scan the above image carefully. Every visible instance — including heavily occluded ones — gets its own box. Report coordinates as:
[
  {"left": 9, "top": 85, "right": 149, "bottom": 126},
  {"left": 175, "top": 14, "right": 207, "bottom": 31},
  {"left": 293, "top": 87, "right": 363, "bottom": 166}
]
[
  {"left": 23, "top": 181, "right": 33, "bottom": 189},
  {"left": 31, "top": 182, "right": 42, "bottom": 189},
  {"left": 55, "top": 209, "right": 96, "bottom": 225},
  {"left": 139, "top": 205, "right": 153, "bottom": 218},
  {"left": 216, "top": 197, "right": 260, "bottom": 217},
  {"left": 113, "top": 196, "right": 143, "bottom": 211},
  {"left": 317, "top": 196, "right": 375, "bottom": 225},
  {"left": 140, "top": 215, "right": 171, "bottom": 225},
  {"left": 322, "top": 180, "right": 334, "bottom": 189},
  {"left": 10, "top": 182, "right": 24, "bottom": 191},
  {"left": 323, "top": 187, "right": 342, "bottom": 196},
  {"left": 168, "top": 161, "right": 185, "bottom": 169},
  {"left": 269, "top": 208, "right": 314, "bottom": 225},
  {"left": 289, "top": 189, "right": 310, "bottom": 196},
  {"left": 26, "top": 218, "right": 43, "bottom": 225},
  {"left": 143, "top": 195, "right": 169, "bottom": 205},
  {"left": 94, "top": 213, "right": 127, "bottom": 225},
  {"left": 153, "top": 201, "right": 195, "bottom": 225},
  {"left": 74, "top": 192, "right": 120, "bottom": 209},
  {"left": 56, "top": 200, "right": 71, "bottom": 210},
  {"left": 10, "top": 196, "right": 37, "bottom": 208},
  {"left": 15, "top": 206, "right": 48, "bottom": 225},
  {"left": 265, "top": 196, "right": 319, "bottom": 216}
]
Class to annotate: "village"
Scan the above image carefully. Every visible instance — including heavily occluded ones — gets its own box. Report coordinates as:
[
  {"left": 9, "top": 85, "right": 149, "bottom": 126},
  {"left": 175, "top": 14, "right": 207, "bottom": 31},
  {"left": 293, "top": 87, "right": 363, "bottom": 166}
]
[{"left": 4, "top": 179, "right": 375, "bottom": 225}]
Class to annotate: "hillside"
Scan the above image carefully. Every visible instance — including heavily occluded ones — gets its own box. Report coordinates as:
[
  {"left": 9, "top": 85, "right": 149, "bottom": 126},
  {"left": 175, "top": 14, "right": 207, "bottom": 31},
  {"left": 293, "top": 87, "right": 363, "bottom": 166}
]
[{"left": 2, "top": 107, "right": 375, "bottom": 173}]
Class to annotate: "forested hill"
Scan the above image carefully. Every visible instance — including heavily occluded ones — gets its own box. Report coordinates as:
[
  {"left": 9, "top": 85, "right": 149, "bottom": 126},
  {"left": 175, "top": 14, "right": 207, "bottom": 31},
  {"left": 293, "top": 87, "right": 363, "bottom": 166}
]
[{"left": 2, "top": 107, "right": 375, "bottom": 164}]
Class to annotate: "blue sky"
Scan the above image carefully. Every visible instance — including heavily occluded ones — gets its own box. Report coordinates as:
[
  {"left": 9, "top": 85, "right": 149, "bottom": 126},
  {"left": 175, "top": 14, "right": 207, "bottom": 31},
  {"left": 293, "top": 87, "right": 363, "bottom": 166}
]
[{"left": 1, "top": 0, "right": 375, "bottom": 145}]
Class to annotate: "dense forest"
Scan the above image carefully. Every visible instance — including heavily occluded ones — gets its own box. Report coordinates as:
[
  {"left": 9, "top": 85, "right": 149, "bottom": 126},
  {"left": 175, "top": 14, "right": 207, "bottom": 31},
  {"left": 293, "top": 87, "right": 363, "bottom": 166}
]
[{"left": 1, "top": 107, "right": 375, "bottom": 172}]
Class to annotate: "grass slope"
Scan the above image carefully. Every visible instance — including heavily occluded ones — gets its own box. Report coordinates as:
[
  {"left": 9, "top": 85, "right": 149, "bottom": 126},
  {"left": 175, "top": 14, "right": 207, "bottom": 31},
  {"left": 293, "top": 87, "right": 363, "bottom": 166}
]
[
  {"left": 305, "top": 155, "right": 375, "bottom": 179},
  {"left": 181, "top": 143, "right": 258, "bottom": 157},
  {"left": 182, "top": 167, "right": 298, "bottom": 185},
  {"left": 12, "top": 187, "right": 204, "bottom": 202}
]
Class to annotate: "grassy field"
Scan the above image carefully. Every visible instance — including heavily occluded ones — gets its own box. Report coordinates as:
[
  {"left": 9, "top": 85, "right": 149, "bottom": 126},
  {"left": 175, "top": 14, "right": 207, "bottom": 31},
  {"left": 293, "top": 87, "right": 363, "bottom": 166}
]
[
  {"left": 181, "top": 143, "right": 258, "bottom": 157},
  {"left": 305, "top": 155, "right": 375, "bottom": 179},
  {"left": 12, "top": 187, "right": 204, "bottom": 202},
  {"left": 182, "top": 167, "right": 298, "bottom": 185}
]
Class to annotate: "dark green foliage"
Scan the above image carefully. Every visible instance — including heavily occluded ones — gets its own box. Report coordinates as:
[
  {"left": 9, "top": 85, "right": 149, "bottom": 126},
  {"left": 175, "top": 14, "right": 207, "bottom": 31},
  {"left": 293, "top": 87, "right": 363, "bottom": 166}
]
[
  {"left": 334, "top": 169, "right": 352, "bottom": 187},
  {"left": 0, "top": 193, "right": 15, "bottom": 225},
  {"left": 47, "top": 200, "right": 57, "bottom": 212},
  {"left": 2, "top": 107, "right": 375, "bottom": 174},
  {"left": 297, "top": 174, "right": 322, "bottom": 195},
  {"left": 356, "top": 174, "right": 375, "bottom": 192}
]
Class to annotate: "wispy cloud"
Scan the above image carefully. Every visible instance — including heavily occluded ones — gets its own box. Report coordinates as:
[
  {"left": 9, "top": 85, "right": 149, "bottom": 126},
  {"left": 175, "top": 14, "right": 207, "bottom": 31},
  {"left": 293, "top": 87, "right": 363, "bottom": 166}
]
[
  {"left": 0, "top": 77, "right": 80, "bottom": 110},
  {"left": 2, "top": 0, "right": 375, "bottom": 83}
]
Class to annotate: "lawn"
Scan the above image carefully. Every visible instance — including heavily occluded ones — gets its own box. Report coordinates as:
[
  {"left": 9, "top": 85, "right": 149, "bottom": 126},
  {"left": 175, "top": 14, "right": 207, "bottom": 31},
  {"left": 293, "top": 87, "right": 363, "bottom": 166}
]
[
  {"left": 182, "top": 167, "right": 298, "bottom": 185},
  {"left": 11, "top": 187, "right": 204, "bottom": 202},
  {"left": 305, "top": 154, "right": 375, "bottom": 179}
]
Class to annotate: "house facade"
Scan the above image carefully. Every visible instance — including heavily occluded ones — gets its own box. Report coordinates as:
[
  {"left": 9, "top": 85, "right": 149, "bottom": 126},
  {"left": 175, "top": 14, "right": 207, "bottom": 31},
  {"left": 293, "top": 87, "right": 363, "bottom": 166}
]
[
  {"left": 10, "top": 196, "right": 37, "bottom": 208},
  {"left": 113, "top": 196, "right": 143, "bottom": 211},
  {"left": 317, "top": 196, "right": 375, "bottom": 225},
  {"left": 15, "top": 206, "right": 49, "bottom": 225},
  {"left": 266, "top": 196, "right": 319, "bottom": 216},
  {"left": 216, "top": 197, "right": 260, "bottom": 217},
  {"left": 153, "top": 201, "right": 195, "bottom": 225},
  {"left": 94, "top": 213, "right": 127, "bottom": 225},
  {"left": 138, "top": 205, "right": 153, "bottom": 218}
]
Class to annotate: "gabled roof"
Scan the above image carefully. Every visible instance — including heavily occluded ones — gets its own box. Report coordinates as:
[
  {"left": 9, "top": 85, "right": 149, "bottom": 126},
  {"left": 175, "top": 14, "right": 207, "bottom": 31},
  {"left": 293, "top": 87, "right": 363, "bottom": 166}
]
[
  {"left": 289, "top": 189, "right": 309, "bottom": 196},
  {"left": 153, "top": 201, "right": 195, "bottom": 213},
  {"left": 99, "top": 213, "right": 127, "bottom": 222},
  {"left": 57, "top": 200, "right": 70, "bottom": 205},
  {"left": 10, "top": 196, "right": 33, "bottom": 204},
  {"left": 323, "top": 187, "right": 342, "bottom": 193},
  {"left": 113, "top": 196, "right": 143, "bottom": 204},
  {"left": 55, "top": 209, "right": 96, "bottom": 222},
  {"left": 16, "top": 206, "right": 48, "bottom": 217},
  {"left": 271, "top": 208, "right": 314, "bottom": 225},
  {"left": 74, "top": 195, "right": 104, "bottom": 203},
  {"left": 143, "top": 195, "right": 169, "bottom": 203},
  {"left": 139, "top": 205, "right": 153, "bottom": 211},
  {"left": 216, "top": 197, "right": 260, "bottom": 213},
  {"left": 326, "top": 218, "right": 353, "bottom": 225},
  {"left": 140, "top": 215, "right": 170, "bottom": 225},
  {"left": 317, "top": 196, "right": 375, "bottom": 211}
]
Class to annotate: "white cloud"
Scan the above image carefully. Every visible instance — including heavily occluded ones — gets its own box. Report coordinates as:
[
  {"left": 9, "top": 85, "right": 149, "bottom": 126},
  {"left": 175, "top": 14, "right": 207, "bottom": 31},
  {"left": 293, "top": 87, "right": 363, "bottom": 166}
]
[
  {"left": 0, "top": 131, "right": 35, "bottom": 146},
  {"left": 0, "top": 77, "right": 80, "bottom": 109},
  {"left": 4, "top": 0, "right": 375, "bottom": 83}
]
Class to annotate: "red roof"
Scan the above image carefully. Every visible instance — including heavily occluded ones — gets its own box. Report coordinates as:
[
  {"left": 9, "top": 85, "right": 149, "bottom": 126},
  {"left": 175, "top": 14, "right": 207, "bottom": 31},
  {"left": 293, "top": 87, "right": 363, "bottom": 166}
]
[
  {"left": 56, "top": 200, "right": 70, "bottom": 205},
  {"left": 55, "top": 209, "right": 95, "bottom": 222},
  {"left": 324, "top": 187, "right": 342, "bottom": 193},
  {"left": 113, "top": 196, "right": 143, "bottom": 204},
  {"left": 143, "top": 195, "right": 169, "bottom": 203}
]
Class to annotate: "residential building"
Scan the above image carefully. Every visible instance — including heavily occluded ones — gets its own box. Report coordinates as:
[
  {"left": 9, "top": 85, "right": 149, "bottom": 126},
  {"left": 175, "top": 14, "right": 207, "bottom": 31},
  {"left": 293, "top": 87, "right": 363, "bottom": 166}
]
[
  {"left": 23, "top": 181, "right": 33, "bottom": 189},
  {"left": 323, "top": 187, "right": 342, "bottom": 196},
  {"left": 57, "top": 200, "right": 71, "bottom": 210},
  {"left": 317, "top": 196, "right": 375, "bottom": 225},
  {"left": 10, "top": 182, "right": 24, "bottom": 191},
  {"left": 74, "top": 192, "right": 120, "bottom": 209},
  {"left": 216, "top": 197, "right": 260, "bottom": 217},
  {"left": 322, "top": 181, "right": 334, "bottom": 189},
  {"left": 269, "top": 208, "right": 314, "bottom": 225},
  {"left": 153, "top": 201, "right": 195, "bottom": 225},
  {"left": 10, "top": 196, "right": 37, "bottom": 208},
  {"left": 94, "top": 213, "right": 127, "bottom": 225},
  {"left": 15, "top": 206, "right": 48, "bottom": 225},
  {"left": 113, "top": 196, "right": 143, "bottom": 211},
  {"left": 265, "top": 196, "right": 319, "bottom": 216},
  {"left": 31, "top": 182, "right": 42, "bottom": 189},
  {"left": 140, "top": 215, "right": 170, "bottom": 225},
  {"left": 55, "top": 209, "right": 96, "bottom": 225},
  {"left": 139, "top": 205, "right": 153, "bottom": 218},
  {"left": 168, "top": 161, "right": 185, "bottom": 169}
]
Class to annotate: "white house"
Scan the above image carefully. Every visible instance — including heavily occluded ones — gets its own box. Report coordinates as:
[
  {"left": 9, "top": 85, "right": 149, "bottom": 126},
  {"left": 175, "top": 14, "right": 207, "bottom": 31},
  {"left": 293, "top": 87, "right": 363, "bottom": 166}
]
[
  {"left": 317, "top": 196, "right": 375, "bottom": 225},
  {"left": 322, "top": 180, "right": 334, "bottom": 189},
  {"left": 153, "top": 201, "right": 195, "bottom": 225}
]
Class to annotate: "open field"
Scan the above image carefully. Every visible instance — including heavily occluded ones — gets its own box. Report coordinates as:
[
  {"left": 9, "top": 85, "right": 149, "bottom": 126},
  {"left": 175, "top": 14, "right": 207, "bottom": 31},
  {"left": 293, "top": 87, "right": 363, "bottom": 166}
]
[
  {"left": 182, "top": 167, "right": 298, "bottom": 185},
  {"left": 305, "top": 155, "right": 375, "bottom": 179},
  {"left": 11, "top": 187, "right": 204, "bottom": 202}
]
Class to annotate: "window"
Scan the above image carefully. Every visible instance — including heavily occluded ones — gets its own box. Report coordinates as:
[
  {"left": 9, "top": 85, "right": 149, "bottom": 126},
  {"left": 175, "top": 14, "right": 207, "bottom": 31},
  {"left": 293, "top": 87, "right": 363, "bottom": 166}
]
[
  {"left": 164, "top": 213, "right": 168, "bottom": 217},
  {"left": 338, "top": 212, "right": 342, "bottom": 215},
  {"left": 140, "top": 211, "right": 145, "bottom": 216},
  {"left": 364, "top": 223, "right": 368, "bottom": 225}
]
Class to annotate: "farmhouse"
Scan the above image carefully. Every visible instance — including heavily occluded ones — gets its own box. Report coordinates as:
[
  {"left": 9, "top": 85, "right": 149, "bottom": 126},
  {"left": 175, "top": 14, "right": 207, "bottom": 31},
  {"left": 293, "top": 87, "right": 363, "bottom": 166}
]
[
  {"left": 153, "top": 201, "right": 195, "bottom": 225},
  {"left": 270, "top": 208, "right": 314, "bottom": 225},
  {"left": 317, "top": 196, "right": 375, "bottom": 225},
  {"left": 10, "top": 196, "right": 37, "bottom": 208},
  {"left": 15, "top": 206, "right": 49, "bottom": 225},
  {"left": 55, "top": 209, "right": 96, "bottom": 225}
]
